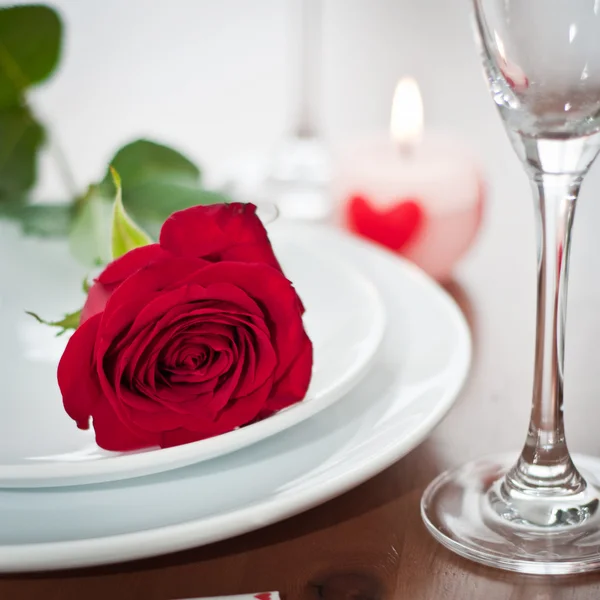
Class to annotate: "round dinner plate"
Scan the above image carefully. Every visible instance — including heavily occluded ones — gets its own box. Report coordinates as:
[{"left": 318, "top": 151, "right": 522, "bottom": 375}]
[
  {"left": 0, "top": 223, "right": 471, "bottom": 572},
  {"left": 0, "top": 221, "right": 385, "bottom": 487}
]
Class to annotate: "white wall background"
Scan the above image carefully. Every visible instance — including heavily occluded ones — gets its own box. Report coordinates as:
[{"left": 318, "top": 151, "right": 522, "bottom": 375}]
[{"left": 25, "top": 0, "right": 498, "bottom": 190}]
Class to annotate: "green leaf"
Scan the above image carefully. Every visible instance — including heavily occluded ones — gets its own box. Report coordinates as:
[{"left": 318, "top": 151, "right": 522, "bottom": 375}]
[
  {"left": 18, "top": 203, "right": 72, "bottom": 237},
  {"left": 82, "top": 277, "right": 91, "bottom": 294},
  {"left": 0, "top": 194, "right": 27, "bottom": 218},
  {"left": 63, "top": 139, "right": 212, "bottom": 259},
  {"left": 0, "top": 105, "right": 45, "bottom": 198},
  {"left": 0, "top": 200, "right": 72, "bottom": 238},
  {"left": 109, "top": 167, "right": 152, "bottom": 259},
  {"left": 93, "top": 138, "right": 215, "bottom": 232},
  {"left": 0, "top": 5, "right": 62, "bottom": 109},
  {"left": 26, "top": 308, "right": 80, "bottom": 336},
  {"left": 69, "top": 186, "right": 113, "bottom": 267},
  {"left": 101, "top": 139, "right": 201, "bottom": 191}
]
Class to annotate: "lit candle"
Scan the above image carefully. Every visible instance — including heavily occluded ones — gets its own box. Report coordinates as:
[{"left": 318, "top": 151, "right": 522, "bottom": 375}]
[{"left": 333, "top": 77, "right": 484, "bottom": 281}]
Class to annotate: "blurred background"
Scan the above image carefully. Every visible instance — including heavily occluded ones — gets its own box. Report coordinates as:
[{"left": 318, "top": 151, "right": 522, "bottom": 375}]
[
  {"left": 5, "top": 0, "right": 600, "bottom": 456},
  {"left": 25, "top": 0, "right": 493, "bottom": 188}
]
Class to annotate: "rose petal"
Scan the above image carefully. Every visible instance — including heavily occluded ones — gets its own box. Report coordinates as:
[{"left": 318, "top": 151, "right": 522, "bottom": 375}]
[
  {"left": 113, "top": 282, "right": 274, "bottom": 396},
  {"left": 230, "top": 322, "right": 276, "bottom": 397},
  {"left": 103, "top": 266, "right": 268, "bottom": 356},
  {"left": 210, "top": 375, "right": 274, "bottom": 431},
  {"left": 158, "top": 427, "right": 213, "bottom": 447},
  {"left": 159, "top": 377, "right": 273, "bottom": 447},
  {"left": 91, "top": 393, "right": 158, "bottom": 451},
  {"left": 80, "top": 281, "right": 113, "bottom": 324},
  {"left": 57, "top": 314, "right": 102, "bottom": 430},
  {"left": 264, "top": 330, "right": 313, "bottom": 412},
  {"left": 97, "top": 258, "right": 206, "bottom": 351},
  {"left": 159, "top": 203, "right": 283, "bottom": 273},
  {"left": 97, "top": 243, "right": 168, "bottom": 286},
  {"left": 183, "top": 262, "right": 308, "bottom": 382}
]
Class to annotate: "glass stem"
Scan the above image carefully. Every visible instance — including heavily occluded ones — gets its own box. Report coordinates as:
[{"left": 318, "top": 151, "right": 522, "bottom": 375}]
[
  {"left": 294, "top": 0, "right": 321, "bottom": 139},
  {"left": 505, "top": 171, "right": 585, "bottom": 496}
]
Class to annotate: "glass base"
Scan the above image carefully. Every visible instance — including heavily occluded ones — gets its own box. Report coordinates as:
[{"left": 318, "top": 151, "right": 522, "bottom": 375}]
[
  {"left": 421, "top": 453, "right": 600, "bottom": 574},
  {"left": 216, "top": 137, "right": 332, "bottom": 223},
  {"left": 262, "top": 135, "right": 331, "bottom": 221}
]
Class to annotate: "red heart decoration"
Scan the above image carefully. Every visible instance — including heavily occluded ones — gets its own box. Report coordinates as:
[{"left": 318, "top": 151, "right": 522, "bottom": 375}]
[
  {"left": 346, "top": 194, "right": 424, "bottom": 251},
  {"left": 254, "top": 595, "right": 272, "bottom": 600}
]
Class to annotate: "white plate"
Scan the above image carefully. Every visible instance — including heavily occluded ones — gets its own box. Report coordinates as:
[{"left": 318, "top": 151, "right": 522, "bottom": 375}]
[
  {"left": 0, "top": 221, "right": 385, "bottom": 487},
  {"left": 0, "top": 224, "right": 471, "bottom": 572}
]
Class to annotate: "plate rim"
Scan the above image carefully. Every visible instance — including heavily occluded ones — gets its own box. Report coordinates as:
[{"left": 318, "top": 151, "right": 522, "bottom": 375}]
[
  {"left": 0, "top": 225, "right": 472, "bottom": 572},
  {"left": 0, "top": 225, "right": 386, "bottom": 486}
]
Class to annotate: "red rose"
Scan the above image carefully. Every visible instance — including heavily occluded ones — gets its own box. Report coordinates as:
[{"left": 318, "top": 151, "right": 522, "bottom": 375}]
[{"left": 58, "top": 203, "right": 313, "bottom": 451}]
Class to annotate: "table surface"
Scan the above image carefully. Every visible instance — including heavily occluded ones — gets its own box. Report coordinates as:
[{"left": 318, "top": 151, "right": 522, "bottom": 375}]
[{"left": 5, "top": 0, "right": 600, "bottom": 597}]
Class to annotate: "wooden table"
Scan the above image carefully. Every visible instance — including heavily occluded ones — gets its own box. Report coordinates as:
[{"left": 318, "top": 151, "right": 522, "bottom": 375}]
[{"left": 4, "top": 178, "right": 600, "bottom": 599}]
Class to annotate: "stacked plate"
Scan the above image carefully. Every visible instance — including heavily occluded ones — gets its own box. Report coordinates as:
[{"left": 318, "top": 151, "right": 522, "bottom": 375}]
[{"left": 0, "top": 219, "right": 471, "bottom": 572}]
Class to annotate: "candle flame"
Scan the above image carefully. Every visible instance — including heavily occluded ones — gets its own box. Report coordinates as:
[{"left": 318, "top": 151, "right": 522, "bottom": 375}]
[{"left": 390, "top": 77, "right": 424, "bottom": 147}]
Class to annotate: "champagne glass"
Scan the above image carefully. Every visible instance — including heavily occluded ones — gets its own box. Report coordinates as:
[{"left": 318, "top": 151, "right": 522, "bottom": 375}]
[
  {"left": 421, "top": 0, "right": 600, "bottom": 574},
  {"left": 223, "top": 0, "right": 331, "bottom": 222},
  {"left": 261, "top": 0, "right": 330, "bottom": 221}
]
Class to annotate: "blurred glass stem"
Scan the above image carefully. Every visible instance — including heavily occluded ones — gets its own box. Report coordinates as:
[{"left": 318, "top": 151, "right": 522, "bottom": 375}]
[{"left": 262, "top": 0, "right": 331, "bottom": 222}]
